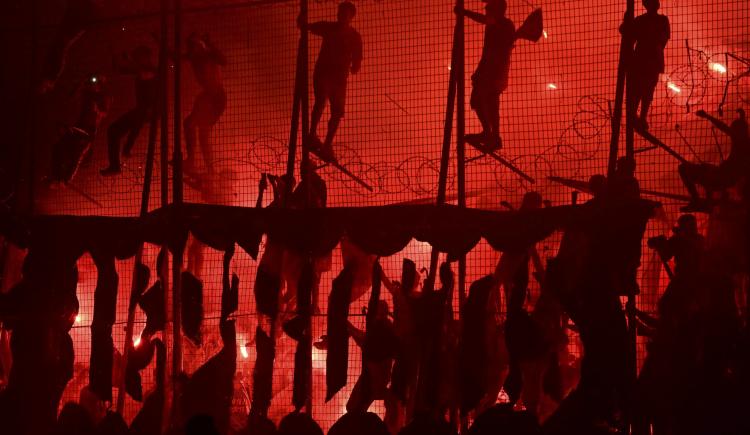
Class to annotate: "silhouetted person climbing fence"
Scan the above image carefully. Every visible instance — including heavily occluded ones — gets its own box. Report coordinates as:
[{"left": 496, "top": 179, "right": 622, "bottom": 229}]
[
  {"left": 457, "top": 0, "right": 515, "bottom": 152},
  {"left": 302, "top": 1, "right": 362, "bottom": 163},
  {"left": 345, "top": 300, "right": 398, "bottom": 416},
  {"left": 183, "top": 33, "right": 227, "bottom": 176},
  {"left": 636, "top": 214, "right": 706, "bottom": 435},
  {"left": 50, "top": 74, "right": 109, "bottom": 185},
  {"left": 679, "top": 109, "right": 750, "bottom": 212},
  {"left": 101, "top": 45, "right": 158, "bottom": 175},
  {"left": 622, "top": 0, "right": 670, "bottom": 131}
]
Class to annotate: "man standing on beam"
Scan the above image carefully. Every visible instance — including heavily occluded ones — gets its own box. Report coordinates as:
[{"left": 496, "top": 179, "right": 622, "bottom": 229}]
[
  {"left": 621, "top": 0, "right": 670, "bottom": 132},
  {"left": 302, "top": 1, "right": 362, "bottom": 163},
  {"left": 457, "top": 0, "right": 515, "bottom": 152}
]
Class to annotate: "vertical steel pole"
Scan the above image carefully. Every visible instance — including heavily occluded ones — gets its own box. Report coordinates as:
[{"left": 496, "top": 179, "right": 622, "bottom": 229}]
[
  {"left": 27, "top": 0, "right": 39, "bottom": 215},
  {"left": 171, "top": 0, "right": 184, "bottom": 423},
  {"left": 299, "top": 0, "right": 313, "bottom": 414},
  {"left": 286, "top": 40, "right": 303, "bottom": 194},
  {"left": 115, "top": 0, "right": 168, "bottom": 414},
  {"left": 456, "top": 0, "right": 467, "bottom": 309},
  {"left": 158, "top": 1, "right": 172, "bottom": 431},
  {"left": 428, "top": 13, "right": 460, "bottom": 287},
  {"left": 608, "top": 0, "right": 635, "bottom": 176},
  {"left": 160, "top": 0, "right": 170, "bottom": 208}
]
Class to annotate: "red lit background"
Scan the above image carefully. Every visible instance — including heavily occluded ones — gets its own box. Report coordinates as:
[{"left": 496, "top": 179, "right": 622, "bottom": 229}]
[{"left": 0, "top": 0, "right": 748, "bottom": 431}]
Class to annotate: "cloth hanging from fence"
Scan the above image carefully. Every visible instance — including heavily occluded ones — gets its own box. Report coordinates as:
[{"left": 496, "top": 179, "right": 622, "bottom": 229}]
[{"left": 0, "top": 202, "right": 658, "bottom": 260}]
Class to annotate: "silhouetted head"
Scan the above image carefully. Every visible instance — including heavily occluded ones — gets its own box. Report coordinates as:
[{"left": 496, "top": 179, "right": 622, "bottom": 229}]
[
  {"left": 337, "top": 2, "right": 356, "bottom": 25},
  {"left": 485, "top": 0, "right": 508, "bottom": 20},
  {"left": 588, "top": 174, "right": 607, "bottom": 198},
  {"left": 730, "top": 108, "right": 748, "bottom": 140},
  {"left": 94, "top": 411, "right": 128, "bottom": 435},
  {"left": 247, "top": 412, "right": 277, "bottom": 435},
  {"left": 439, "top": 262, "right": 454, "bottom": 291},
  {"left": 642, "top": 0, "right": 660, "bottom": 13},
  {"left": 616, "top": 156, "right": 637, "bottom": 177},
  {"left": 278, "top": 412, "right": 322, "bottom": 435},
  {"left": 401, "top": 259, "right": 420, "bottom": 293},
  {"left": 78, "top": 385, "right": 106, "bottom": 425},
  {"left": 186, "top": 414, "right": 220, "bottom": 435},
  {"left": 675, "top": 214, "right": 698, "bottom": 236},
  {"left": 520, "top": 191, "right": 543, "bottom": 210},
  {"left": 55, "top": 402, "right": 94, "bottom": 435},
  {"left": 329, "top": 412, "right": 389, "bottom": 435}
]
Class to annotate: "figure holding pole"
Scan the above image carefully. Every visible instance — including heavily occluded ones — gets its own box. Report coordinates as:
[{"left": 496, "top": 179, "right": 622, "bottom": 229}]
[
  {"left": 101, "top": 45, "right": 159, "bottom": 175},
  {"left": 301, "top": 1, "right": 362, "bottom": 163},
  {"left": 456, "top": 0, "right": 542, "bottom": 152},
  {"left": 621, "top": 0, "right": 670, "bottom": 132}
]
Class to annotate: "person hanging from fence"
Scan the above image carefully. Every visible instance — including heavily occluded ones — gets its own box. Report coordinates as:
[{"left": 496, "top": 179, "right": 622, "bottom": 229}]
[
  {"left": 300, "top": 1, "right": 362, "bottom": 163},
  {"left": 679, "top": 109, "right": 750, "bottom": 212},
  {"left": 381, "top": 259, "right": 422, "bottom": 431},
  {"left": 345, "top": 301, "right": 399, "bottom": 418},
  {"left": 636, "top": 215, "right": 732, "bottom": 435},
  {"left": 621, "top": 0, "right": 670, "bottom": 132},
  {"left": 49, "top": 74, "right": 110, "bottom": 185},
  {"left": 281, "top": 162, "right": 331, "bottom": 314},
  {"left": 457, "top": 0, "right": 515, "bottom": 152},
  {"left": 100, "top": 45, "right": 158, "bottom": 175},
  {"left": 183, "top": 32, "right": 227, "bottom": 177},
  {"left": 38, "top": 0, "right": 98, "bottom": 94},
  {"left": 647, "top": 214, "right": 705, "bottom": 289},
  {"left": 492, "top": 192, "right": 546, "bottom": 411}
]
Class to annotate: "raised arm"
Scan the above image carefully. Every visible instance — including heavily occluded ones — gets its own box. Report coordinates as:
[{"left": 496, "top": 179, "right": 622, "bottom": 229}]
[
  {"left": 696, "top": 110, "right": 732, "bottom": 135},
  {"left": 300, "top": 16, "right": 333, "bottom": 37},
  {"left": 455, "top": 7, "right": 490, "bottom": 25}
]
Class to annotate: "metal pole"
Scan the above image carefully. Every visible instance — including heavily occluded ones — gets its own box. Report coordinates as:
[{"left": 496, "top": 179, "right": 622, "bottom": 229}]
[
  {"left": 456, "top": 0, "right": 467, "bottom": 309},
  {"left": 115, "top": 56, "right": 162, "bottom": 417},
  {"left": 115, "top": 0, "right": 169, "bottom": 414},
  {"left": 171, "top": 0, "right": 184, "bottom": 423},
  {"left": 27, "top": 0, "right": 39, "bottom": 215},
  {"left": 160, "top": 0, "right": 170, "bottom": 208},
  {"left": 172, "top": 0, "right": 183, "bottom": 205},
  {"left": 299, "top": 0, "right": 311, "bottom": 206},
  {"left": 298, "top": 0, "right": 313, "bottom": 413},
  {"left": 608, "top": 0, "right": 635, "bottom": 176},
  {"left": 285, "top": 46, "right": 302, "bottom": 196},
  {"left": 427, "top": 3, "right": 460, "bottom": 289},
  {"left": 437, "top": 37, "right": 458, "bottom": 206},
  {"left": 158, "top": 1, "right": 172, "bottom": 431},
  {"left": 619, "top": 3, "right": 637, "bottom": 434},
  {"left": 624, "top": 8, "right": 635, "bottom": 160}
]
